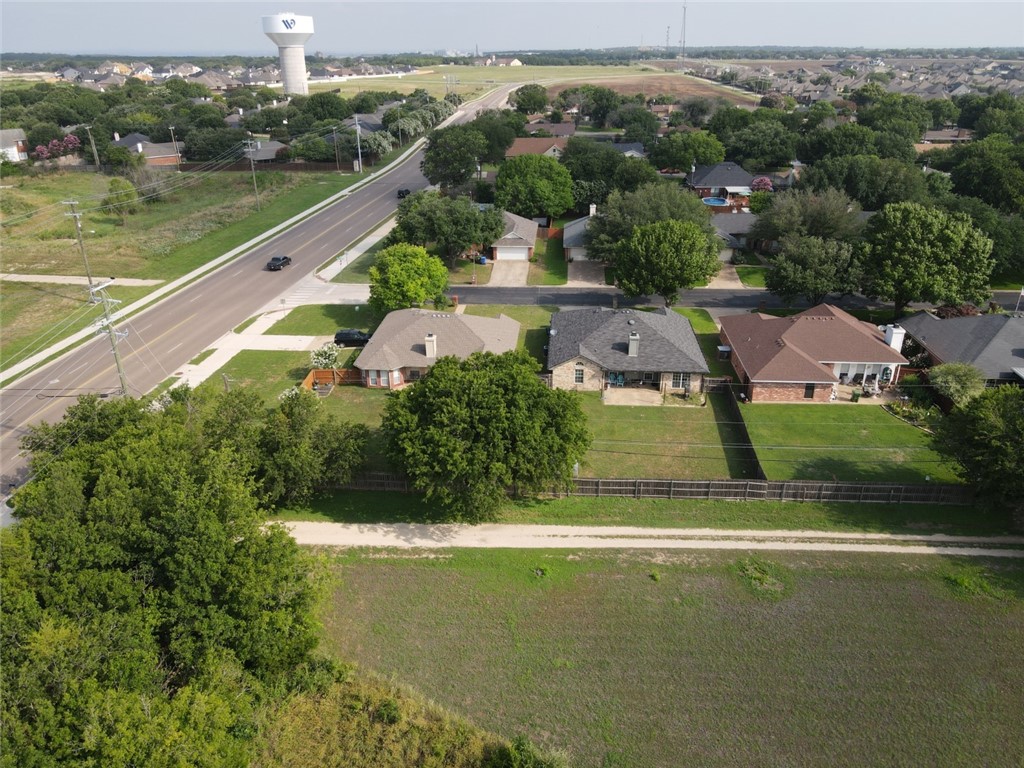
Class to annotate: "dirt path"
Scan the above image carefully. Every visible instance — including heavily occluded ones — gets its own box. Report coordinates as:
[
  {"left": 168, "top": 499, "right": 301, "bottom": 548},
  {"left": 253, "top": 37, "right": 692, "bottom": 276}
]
[{"left": 283, "top": 522, "right": 1024, "bottom": 558}]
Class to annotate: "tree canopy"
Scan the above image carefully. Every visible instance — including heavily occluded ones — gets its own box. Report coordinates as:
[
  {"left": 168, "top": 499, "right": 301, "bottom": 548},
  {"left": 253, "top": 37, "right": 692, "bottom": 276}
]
[
  {"left": 368, "top": 243, "right": 450, "bottom": 317},
  {"left": 749, "top": 188, "right": 865, "bottom": 244},
  {"left": 648, "top": 130, "right": 725, "bottom": 171},
  {"left": 382, "top": 350, "right": 591, "bottom": 521},
  {"left": 764, "top": 235, "right": 860, "bottom": 306},
  {"left": 585, "top": 181, "right": 713, "bottom": 264},
  {"left": 861, "top": 202, "right": 994, "bottom": 318},
  {"left": 510, "top": 83, "right": 548, "bottom": 114},
  {"left": 386, "top": 191, "right": 505, "bottom": 263},
  {"left": 420, "top": 125, "right": 487, "bottom": 189},
  {"left": 613, "top": 219, "right": 720, "bottom": 305},
  {"left": 494, "top": 154, "right": 574, "bottom": 219},
  {"left": 933, "top": 385, "right": 1024, "bottom": 514}
]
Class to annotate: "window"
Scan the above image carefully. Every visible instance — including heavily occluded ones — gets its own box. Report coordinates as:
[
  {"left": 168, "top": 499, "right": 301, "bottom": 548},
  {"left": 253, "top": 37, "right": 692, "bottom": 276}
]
[
  {"left": 574, "top": 365, "right": 584, "bottom": 384},
  {"left": 368, "top": 370, "right": 379, "bottom": 386},
  {"left": 642, "top": 372, "right": 656, "bottom": 383},
  {"left": 804, "top": 383, "right": 815, "bottom": 399},
  {"left": 408, "top": 369, "right": 421, "bottom": 381},
  {"left": 672, "top": 373, "right": 690, "bottom": 390}
]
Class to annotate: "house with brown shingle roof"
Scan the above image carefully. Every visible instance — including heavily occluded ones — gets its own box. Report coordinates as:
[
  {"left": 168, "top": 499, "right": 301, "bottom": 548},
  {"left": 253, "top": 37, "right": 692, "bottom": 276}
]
[
  {"left": 491, "top": 211, "right": 538, "bottom": 260},
  {"left": 505, "top": 137, "right": 568, "bottom": 159},
  {"left": 354, "top": 309, "right": 520, "bottom": 389},
  {"left": 719, "top": 305, "right": 907, "bottom": 402}
]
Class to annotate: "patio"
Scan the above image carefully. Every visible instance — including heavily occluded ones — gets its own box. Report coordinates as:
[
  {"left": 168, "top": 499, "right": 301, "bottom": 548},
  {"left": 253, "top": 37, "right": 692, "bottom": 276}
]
[
  {"left": 602, "top": 387, "right": 663, "bottom": 406},
  {"left": 834, "top": 383, "right": 901, "bottom": 404}
]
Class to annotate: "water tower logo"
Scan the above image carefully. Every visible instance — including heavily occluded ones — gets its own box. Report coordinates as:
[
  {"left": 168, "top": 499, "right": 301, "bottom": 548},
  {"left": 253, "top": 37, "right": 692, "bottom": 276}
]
[{"left": 282, "top": 18, "right": 296, "bottom": 29}]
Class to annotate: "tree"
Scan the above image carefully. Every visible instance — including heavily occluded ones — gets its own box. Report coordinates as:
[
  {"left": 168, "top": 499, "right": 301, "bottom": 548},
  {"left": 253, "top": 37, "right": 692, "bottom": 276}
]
[
  {"left": 103, "top": 176, "right": 139, "bottom": 224},
  {"left": 948, "top": 135, "right": 1024, "bottom": 214},
  {"left": 585, "top": 182, "right": 712, "bottom": 264},
  {"left": 800, "top": 154, "right": 929, "bottom": 210},
  {"left": 726, "top": 120, "right": 797, "bottom": 169},
  {"left": 302, "top": 92, "right": 353, "bottom": 121},
  {"left": 927, "top": 363, "right": 985, "bottom": 407},
  {"left": 494, "top": 154, "right": 574, "bottom": 219},
  {"left": 361, "top": 129, "right": 394, "bottom": 162},
  {"left": 608, "top": 104, "right": 660, "bottom": 143},
  {"left": 862, "top": 202, "right": 994, "bottom": 318},
  {"left": 387, "top": 191, "right": 505, "bottom": 263},
  {"left": 420, "top": 125, "right": 487, "bottom": 189},
  {"left": 797, "top": 123, "right": 877, "bottom": 164},
  {"left": 560, "top": 136, "right": 624, "bottom": 188},
  {"left": 510, "top": 83, "right": 548, "bottom": 114},
  {"left": 611, "top": 157, "right": 660, "bottom": 194},
  {"left": 764, "top": 235, "right": 860, "bottom": 305},
  {"left": 613, "top": 219, "right": 720, "bottom": 305},
  {"left": 648, "top": 130, "right": 725, "bottom": 171},
  {"left": 381, "top": 350, "right": 591, "bottom": 521},
  {"left": 467, "top": 109, "right": 526, "bottom": 163},
  {"left": 749, "top": 188, "right": 864, "bottom": 244},
  {"left": 310, "top": 343, "right": 339, "bottom": 369},
  {"left": 368, "top": 243, "right": 450, "bottom": 316},
  {"left": 933, "top": 386, "right": 1024, "bottom": 513}
]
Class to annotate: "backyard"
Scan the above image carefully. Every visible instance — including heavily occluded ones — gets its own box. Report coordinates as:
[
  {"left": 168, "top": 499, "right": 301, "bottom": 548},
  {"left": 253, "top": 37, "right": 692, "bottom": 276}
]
[
  {"left": 741, "top": 403, "right": 960, "bottom": 484},
  {"left": 321, "top": 548, "right": 1024, "bottom": 767}
]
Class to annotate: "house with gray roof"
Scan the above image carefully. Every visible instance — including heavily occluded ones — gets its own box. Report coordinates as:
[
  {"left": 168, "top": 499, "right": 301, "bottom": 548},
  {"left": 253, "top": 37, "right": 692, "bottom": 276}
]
[
  {"left": 0, "top": 129, "right": 29, "bottom": 162},
  {"left": 899, "top": 311, "right": 1024, "bottom": 386},
  {"left": 491, "top": 211, "right": 538, "bottom": 261},
  {"left": 548, "top": 308, "right": 709, "bottom": 395},
  {"left": 687, "top": 162, "right": 754, "bottom": 199},
  {"left": 355, "top": 309, "right": 520, "bottom": 389},
  {"left": 562, "top": 205, "right": 596, "bottom": 261}
]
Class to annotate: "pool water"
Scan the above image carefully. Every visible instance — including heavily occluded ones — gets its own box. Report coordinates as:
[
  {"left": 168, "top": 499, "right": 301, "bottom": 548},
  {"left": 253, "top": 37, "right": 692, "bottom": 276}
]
[{"left": 702, "top": 197, "right": 729, "bottom": 206}]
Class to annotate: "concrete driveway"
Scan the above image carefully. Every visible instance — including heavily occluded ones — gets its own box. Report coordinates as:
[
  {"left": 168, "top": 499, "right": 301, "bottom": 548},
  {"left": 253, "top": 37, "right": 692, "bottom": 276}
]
[
  {"left": 567, "top": 260, "right": 607, "bottom": 287},
  {"left": 488, "top": 260, "right": 529, "bottom": 286}
]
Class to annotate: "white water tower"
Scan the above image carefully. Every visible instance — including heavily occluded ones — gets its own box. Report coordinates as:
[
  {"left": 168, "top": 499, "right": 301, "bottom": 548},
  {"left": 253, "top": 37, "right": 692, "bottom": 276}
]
[{"left": 262, "top": 13, "right": 314, "bottom": 96}]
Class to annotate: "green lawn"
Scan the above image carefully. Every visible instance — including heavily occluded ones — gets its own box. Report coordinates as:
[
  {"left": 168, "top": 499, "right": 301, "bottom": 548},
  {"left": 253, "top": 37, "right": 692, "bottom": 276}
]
[
  {"left": 320, "top": 548, "right": 1024, "bottom": 767},
  {"left": 265, "top": 304, "right": 373, "bottom": 336},
  {"left": 672, "top": 307, "right": 734, "bottom": 378},
  {"left": 333, "top": 240, "right": 385, "bottom": 284},
  {"left": 580, "top": 391, "right": 756, "bottom": 479},
  {"left": 449, "top": 258, "right": 492, "bottom": 285},
  {"left": 991, "top": 271, "right": 1024, "bottom": 291},
  {"left": 462, "top": 304, "right": 556, "bottom": 365},
  {"left": 319, "top": 386, "right": 391, "bottom": 472},
  {"left": 273, "top": 490, "right": 1013, "bottom": 536},
  {"left": 741, "top": 403, "right": 961, "bottom": 484},
  {"left": 202, "top": 350, "right": 310, "bottom": 402},
  {"left": 527, "top": 234, "right": 568, "bottom": 286},
  {"left": 735, "top": 265, "right": 768, "bottom": 288}
]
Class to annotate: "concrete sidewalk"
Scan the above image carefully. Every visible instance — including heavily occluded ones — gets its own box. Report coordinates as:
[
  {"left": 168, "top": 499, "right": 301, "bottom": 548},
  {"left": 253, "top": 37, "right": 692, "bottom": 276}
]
[{"left": 1, "top": 273, "right": 165, "bottom": 287}]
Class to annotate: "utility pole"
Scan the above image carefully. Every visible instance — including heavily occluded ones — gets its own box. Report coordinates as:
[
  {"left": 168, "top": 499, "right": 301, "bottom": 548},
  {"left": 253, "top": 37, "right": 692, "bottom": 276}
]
[
  {"left": 82, "top": 125, "right": 101, "bottom": 170},
  {"left": 64, "top": 200, "right": 96, "bottom": 301},
  {"left": 242, "top": 139, "right": 261, "bottom": 211},
  {"left": 331, "top": 125, "right": 341, "bottom": 172},
  {"left": 168, "top": 125, "right": 180, "bottom": 172},
  {"left": 95, "top": 286, "right": 130, "bottom": 396},
  {"left": 354, "top": 116, "right": 363, "bottom": 174}
]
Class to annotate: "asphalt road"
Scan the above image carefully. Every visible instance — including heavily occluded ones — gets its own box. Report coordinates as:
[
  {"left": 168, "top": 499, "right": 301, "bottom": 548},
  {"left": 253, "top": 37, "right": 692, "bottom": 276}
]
[{"left": 0, "top": 86, "right": 517, "bottom": 487}]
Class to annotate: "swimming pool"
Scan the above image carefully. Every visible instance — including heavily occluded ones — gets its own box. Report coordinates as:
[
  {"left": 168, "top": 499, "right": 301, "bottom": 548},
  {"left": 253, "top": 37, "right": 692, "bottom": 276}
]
[{"left": 702, "top": 197, "right": 729, "bottom": 206}]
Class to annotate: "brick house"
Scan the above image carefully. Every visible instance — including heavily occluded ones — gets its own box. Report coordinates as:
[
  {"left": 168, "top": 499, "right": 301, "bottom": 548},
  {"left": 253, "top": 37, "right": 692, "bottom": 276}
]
[
  {"left": 505, "top": 137, "right": 569, "bottom": 159},
  {"left": 490, "top": 211, "right": 538, "bottom": 261},
  {"left": 354, "top": 309, "right": 520, "bottom": 389},
  {"left": 548, "top": 308, "right": 709, "bottom": 394},
  {"left": 719, "top": 305, "right": 907, "bottom": 402}
]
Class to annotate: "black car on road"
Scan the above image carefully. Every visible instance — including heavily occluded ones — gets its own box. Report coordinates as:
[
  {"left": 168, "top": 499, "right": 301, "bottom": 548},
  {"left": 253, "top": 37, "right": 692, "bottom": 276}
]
[
  {"left": 397, "top": 188, "right": 411, "bottom": 199},
  {"left": 266, "top": 255, "right": 292, "bottom": 271},
  {"left": 334, "top": 329, "right": 371, "bottom": 346}
]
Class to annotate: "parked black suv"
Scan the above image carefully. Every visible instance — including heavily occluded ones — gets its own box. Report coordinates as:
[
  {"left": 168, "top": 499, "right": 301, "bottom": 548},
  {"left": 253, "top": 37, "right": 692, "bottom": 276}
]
[
  {"left": 266, "top": 255, "right": 292, "bottom": 271},
  {"left": 334, "top": 329, "right": 371, "bottom": 346}
]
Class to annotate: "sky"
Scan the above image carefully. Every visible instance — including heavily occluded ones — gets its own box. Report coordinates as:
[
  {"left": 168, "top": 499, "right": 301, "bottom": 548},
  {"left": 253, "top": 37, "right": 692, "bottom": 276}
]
[{"left": 2, "top": 1, "right": 1022, "bottom": 57}]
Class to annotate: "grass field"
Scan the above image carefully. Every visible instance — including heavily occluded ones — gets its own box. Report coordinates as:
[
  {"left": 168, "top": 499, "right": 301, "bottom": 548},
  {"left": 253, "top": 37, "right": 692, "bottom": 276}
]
[
  {"left": 266, "top": 304, "right": 373, "bottom": 336},
  {"left": 203, "top": 350, "right": 310, "bottom": 402},
  {"left": 735, "top": 265, "right": 768, "bottom": 288},
  {"left": 321, "top": 548, "right": 1024, "bottom": 767},
  {"left": 581, "top": 391, "right": 755, "bottom": 479},
  {"left": 274, "top": 490, "right": 1012, "bottom": 536},
  {"left": 333, "top": 240, "right": 386, "bottom": 284},
  {"left": 672, "top": 307, "right": 734, "bottom": 378},
  {"left": 527, "top": 234, "right": 568, "bottom": 286},
  {"left": 462, "top": 304, "right": 556, "bottom": 365},
  {"left": 449, "top": 258, "right": 492, "bottom": 285},
  {"left": 742, "top": 403, "right": 960, "bottom": 484}
]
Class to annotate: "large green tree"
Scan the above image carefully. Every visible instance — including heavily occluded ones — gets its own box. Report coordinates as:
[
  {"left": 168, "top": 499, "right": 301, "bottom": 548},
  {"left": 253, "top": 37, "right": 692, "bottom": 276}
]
[
  {"left": 933, "top": 385, "right": 1024, "bottom": 514},
  {"left": 510, "top": 83, "right": 548, "bottom": 114},
  {"left": 420, "top": 125, "right": 487, "bottom": 189},
  {"left": 749, "top": 188, "right": 864, "bottom": 244},
  {"left": 467, "top": 109, "right": 526, "bottom": 164},
  {"left": 648, "top": 130, "right": 725, "bottom": 171},
  {"left": 861, "top": 202, "right": 994, "bottom": 318},
  {"left": 726, "top": 120, "right": 797, "bottom": 170},
  {"left": 382, "top": 350, "right": 591, "bottom": 521},
  {"left": 613, "top": 219, "right": 720, "bottom": 305},
  {"left": 368, "top": 243, "right": 449, "bottom": 316},
  {"left": 103, "top": 176, "right": 139, "bottom": 224},
  {"left": 764, "top": 235, "right": 860, "bottom": 305},
  {"left": 800, "top": 154, "right": 929, "bottom": 211},
  {"left": 494, "top": 154, "right": 574, "bottom": 219},
  {"left": 386, "top": 191, "right": 505, "bottom": 263},
  {"left": 585, "top": 181, "right": 712, "bottom": 264}
]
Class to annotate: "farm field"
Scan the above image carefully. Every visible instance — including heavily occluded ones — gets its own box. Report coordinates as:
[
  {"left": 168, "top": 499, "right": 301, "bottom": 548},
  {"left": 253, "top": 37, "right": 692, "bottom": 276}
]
[
  {"left": 322, "top": 548, "right": 1024, "bottom": 768},
  {"left": 742, "top": 403, "right": 960, "bottom": 484}
]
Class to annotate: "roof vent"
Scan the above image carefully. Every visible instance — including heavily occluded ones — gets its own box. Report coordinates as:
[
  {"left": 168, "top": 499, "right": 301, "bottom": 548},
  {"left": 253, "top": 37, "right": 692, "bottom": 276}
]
[{"left": 627, "top": 319, "right": 635, "bottom": 325}]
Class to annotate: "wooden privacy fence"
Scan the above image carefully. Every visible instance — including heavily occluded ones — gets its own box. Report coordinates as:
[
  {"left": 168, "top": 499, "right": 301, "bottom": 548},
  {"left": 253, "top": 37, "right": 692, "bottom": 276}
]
[
  {"left": 568, "top": 478, "right": 974, "bottom": 505},
  {"left": 343, "top": 473, "right": 973, "bottom": 506}
]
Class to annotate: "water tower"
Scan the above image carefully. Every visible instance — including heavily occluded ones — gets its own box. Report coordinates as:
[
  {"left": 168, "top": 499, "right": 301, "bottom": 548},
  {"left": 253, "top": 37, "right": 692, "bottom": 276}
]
[{"left": 262, "top": 13, "right": 314, "bottom": 96}]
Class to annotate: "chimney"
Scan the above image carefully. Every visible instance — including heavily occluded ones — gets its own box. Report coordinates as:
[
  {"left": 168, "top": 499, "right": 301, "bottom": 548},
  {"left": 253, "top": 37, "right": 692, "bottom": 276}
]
[
  {"left": 884, "top": 324, "right": 905, "bottom": 352},
  {"left": 113, "top": 131, "right": 120, "bottom": 141},
  {"left": 589, "top": 203, "right": 597, "bottom": 217},
  {"left": 628, "top": 331, "right": 639, "bottom": 357},
  {"left": 425, "top": 333, "right": 437, "bottom": 358}
]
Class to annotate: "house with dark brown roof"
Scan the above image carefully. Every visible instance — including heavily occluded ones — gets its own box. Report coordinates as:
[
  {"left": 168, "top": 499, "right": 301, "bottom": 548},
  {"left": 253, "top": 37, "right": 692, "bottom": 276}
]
[
  {"left": 719, "top": 305, "right": 907, "bottom": 402},
  {"left": 354, "top": 309, "right": 520, "bottom": 389},
  {"left": 505, "top": 137, "right": 568, "bottom": 159}
]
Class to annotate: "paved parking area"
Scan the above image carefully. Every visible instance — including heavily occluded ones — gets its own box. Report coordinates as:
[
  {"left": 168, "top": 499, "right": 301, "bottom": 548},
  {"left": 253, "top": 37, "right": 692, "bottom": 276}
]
[
  {"left": 566, "top": 260, "right": 606, "bottom": 286},
  {"left": 488, "top": 260, "right": 529, "bottom": 286}
]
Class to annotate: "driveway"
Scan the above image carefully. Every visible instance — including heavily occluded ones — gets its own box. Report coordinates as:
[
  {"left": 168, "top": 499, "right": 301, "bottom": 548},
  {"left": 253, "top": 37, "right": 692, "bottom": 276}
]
[
  {"left": 488, "top": 260, "right": 529, "bottom": 286},
  {"left": 567, "top": 260, "right": 607, "bottom": 287}
]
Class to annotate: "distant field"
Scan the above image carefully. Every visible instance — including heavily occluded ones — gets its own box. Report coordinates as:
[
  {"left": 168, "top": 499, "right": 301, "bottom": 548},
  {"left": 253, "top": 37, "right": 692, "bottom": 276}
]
[
  {"left": 323, "top": 548, "right": 1024, "bottom": 768},
  {"left": 309, "top": 64, "right": 757, "bottom": 106}
]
